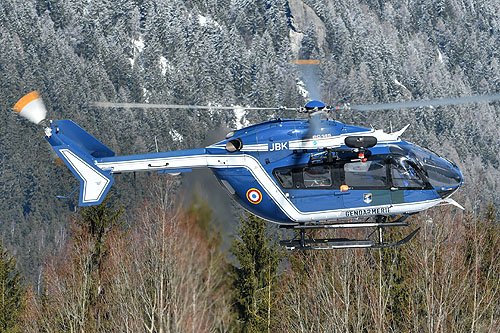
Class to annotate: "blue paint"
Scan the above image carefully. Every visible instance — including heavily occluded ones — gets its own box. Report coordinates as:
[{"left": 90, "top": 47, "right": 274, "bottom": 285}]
[
  {"left": 45, "top": 100, "right": 463, "bottom": 222},
  {"left": 305, "top": 100, "right": 326, "bottom": 109},
  {"left": 55, "top": 120, "right": 115, "bottom": 158}
]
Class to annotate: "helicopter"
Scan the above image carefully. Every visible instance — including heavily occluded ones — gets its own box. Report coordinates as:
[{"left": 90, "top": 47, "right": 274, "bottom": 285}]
[{"left": 13, "top": 91, "right": 500, "bottom": 250}]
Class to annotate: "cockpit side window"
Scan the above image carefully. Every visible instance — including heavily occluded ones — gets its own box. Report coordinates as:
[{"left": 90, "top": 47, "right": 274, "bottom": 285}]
[
  {"left": 303, "top": 165, "right": 332, "bottom": 188},
  {"left": 273, "top": 167, "right": 293, "bottom": 189},
  {"left": 390, "top": 158, "right": 425, "bottom": 189},
  {"left": 273, "top": 164, "right": 335, "bottom": 189},
  {"left": 343, "top": 160, "right": 388, "bottom": 188}
]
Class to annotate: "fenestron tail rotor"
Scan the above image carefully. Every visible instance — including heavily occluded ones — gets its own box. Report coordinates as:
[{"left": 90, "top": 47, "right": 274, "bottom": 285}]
[{"left": 13, "top": 91, "right": 47, "bottom": 125}]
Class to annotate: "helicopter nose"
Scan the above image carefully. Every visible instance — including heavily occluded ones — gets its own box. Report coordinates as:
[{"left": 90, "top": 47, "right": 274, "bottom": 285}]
[{"left": 425, "top": 158, "right": 463, "bottom": 198}]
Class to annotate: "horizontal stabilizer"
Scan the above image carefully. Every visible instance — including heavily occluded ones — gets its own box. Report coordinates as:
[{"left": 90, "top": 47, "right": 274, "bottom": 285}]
[{"left": 55, "top": 120, "right": 115, "bottom": 158}]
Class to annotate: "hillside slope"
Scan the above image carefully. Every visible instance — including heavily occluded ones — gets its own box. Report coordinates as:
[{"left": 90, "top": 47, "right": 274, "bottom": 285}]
[{"left": 1, "top": 0, "right": 499, "bottom": 279}]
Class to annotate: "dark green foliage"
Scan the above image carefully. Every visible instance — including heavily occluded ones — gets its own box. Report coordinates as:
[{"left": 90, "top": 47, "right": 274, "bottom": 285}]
[
  {"left": 231, "top": 213, "right": 282, "bottom": 332},
  {"left": 75, "top": 195, "right": 124, "bottom": 242},
  {"left": 1, "top": 0, "right": 500, "bottom": 290},
  {"left": 70, "top": 194, "right": 123, "bottom": 330},
  {"left": 0, "top": 242, "right": 25, "bottom": 332},
  {"left": 378, "top": 235, "right": 414, "bottom": 330},
  {"left": 186, "top": 194, "right": 223, "bottom": 248},
  {"left": 73, "top": 194, "right": 124, "bottom": 274}
]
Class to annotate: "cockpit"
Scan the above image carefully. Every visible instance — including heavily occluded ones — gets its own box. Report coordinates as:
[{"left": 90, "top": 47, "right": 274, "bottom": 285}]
[
  {"left": 389, "top": 144, "right": 463, "bottom": 197},
  {"left": 273, "top": 144, "right": 463, "bottom": 199}
]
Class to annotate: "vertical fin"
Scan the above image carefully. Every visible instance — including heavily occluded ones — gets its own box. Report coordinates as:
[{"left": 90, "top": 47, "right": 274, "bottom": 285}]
[
  {"left": 57, "top": 149, "right": 113, "bottom": 205},
  {"left": 47, "top": 121, "right": 114, "bottom": 206}
]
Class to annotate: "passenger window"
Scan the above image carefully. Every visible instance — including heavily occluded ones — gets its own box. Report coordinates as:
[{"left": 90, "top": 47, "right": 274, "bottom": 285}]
[
  {"left": 274, "top": 168, "right": 293, "bottom": 189},
  {"left": 303, "top": 165, "right": 332, "bottom": 188},
  {"left": 391, "top": 158, "right": 425, "bottom": 188},
  {"left": 344, "top": 160, "right": 387, "bottom": 188}
]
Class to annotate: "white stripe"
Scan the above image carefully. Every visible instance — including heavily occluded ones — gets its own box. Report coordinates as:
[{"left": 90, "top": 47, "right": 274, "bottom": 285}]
[
  {"left": 288, "top": 129, "right": 401, "bottom": 150},
  {"left": 210, "top": 129, "right": 402, "bottom": 152},
  {"left": 96, "top": 153, "right": 445, "bottom": 223},
  {"left": 61, "top": 149, "right": 110, "bottom": 203}
]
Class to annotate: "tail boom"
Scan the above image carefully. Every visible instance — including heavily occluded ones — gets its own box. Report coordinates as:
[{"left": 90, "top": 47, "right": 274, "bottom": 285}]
[
  {"left": 46, "top": 120, "right": 212, "bottom": 206},
  {"left": 95, "top": 148, "right": 209, "bottom": 173}
]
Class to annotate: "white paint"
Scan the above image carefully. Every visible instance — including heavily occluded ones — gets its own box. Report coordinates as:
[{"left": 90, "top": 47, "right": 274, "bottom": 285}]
[
  {"left": 19, "top": 98, "right": 46, "bottom": 124},
  {"left": 208, "top": 128, "right": 406, "bottom": 152},
  {"left": 60, "top": 149, "right": 110, "bottom": 203},
  {"left": 96, "top": 152, "right": 451, "bottom": 224},
  {"left": 288, "top": 129, "right": 403, "bottom": 150}
]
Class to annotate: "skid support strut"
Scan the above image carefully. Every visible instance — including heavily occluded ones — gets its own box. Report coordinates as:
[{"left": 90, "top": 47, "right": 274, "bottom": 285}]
[
  {"left": 377, "top": 215, "right": 384, "bottom": 244},
  {"left": 279, "top": 215, "right": 420, "bottom": 250}
]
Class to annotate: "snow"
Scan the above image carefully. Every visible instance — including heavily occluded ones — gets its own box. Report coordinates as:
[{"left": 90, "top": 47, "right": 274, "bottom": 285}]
[
  {"left": 169, "top": 129, "right": 184, "bottom": 142},
  {"left": 296, "top": 79, "right": 309, "bottom": 99},
  {"left": 196, "top": 14, "right": 220, "bottom": 28},
  {"left": 133, "top": 38, "right": 144, "bottom": 52},
  {"left": 143, "top": 88, "right": 149, "bottom": 102},
  {"left": 233, "top": 107, "right": 248, "bottom": 130},
  {"left": 198, "top": 14, "right": 207, "bottom": 26},
  {"left": 159, "top": 56, "right": 168, "bottom": 76},
  {"left": 289, "top": 29, "right": 304, "bottom": 57},
  {"left": 129, "top": 37, "right": 145, "bottom": 67},
  {"left": 394, "top": 79, "right": 409, "bottom": 92},
  {"left": 437, "top": 49, "right": 443, "bottom": 63}
]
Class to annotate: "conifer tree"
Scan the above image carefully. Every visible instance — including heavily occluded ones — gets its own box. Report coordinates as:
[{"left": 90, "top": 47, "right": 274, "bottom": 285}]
[
  {"left": 70, "top": 195, "right": 124, "bottom": 330},
  {"left": 0, "top": 242, "right": 25, "bottom": 332},
  {"left": 74, "top": 194, "right": 124, "bottom": 281},
  {"left": 231, "top": 213, "right": 282, "bottom": 332}
]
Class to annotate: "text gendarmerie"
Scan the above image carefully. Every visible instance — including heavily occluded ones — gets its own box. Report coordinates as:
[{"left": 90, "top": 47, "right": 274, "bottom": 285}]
[{"left": 345, "top": 207, "right": 390, "bottom": 217}]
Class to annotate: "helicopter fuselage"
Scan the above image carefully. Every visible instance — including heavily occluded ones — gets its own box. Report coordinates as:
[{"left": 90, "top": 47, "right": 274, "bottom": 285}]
[{"left": 90, "top": 118, "right": 463, "bottom": 225}]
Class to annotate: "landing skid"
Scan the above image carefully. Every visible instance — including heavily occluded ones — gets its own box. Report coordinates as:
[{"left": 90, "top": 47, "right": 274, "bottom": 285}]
[{"left": 279, "top": 216, "right": 420, "bottom": 250}]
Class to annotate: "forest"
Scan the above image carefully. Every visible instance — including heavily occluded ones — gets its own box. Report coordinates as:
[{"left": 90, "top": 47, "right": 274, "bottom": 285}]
[{"left": 1, "top": 0, "right": 500, "bottom": 331}]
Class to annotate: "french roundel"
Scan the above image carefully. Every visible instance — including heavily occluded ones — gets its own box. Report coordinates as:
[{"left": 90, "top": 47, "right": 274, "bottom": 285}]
[{"left": 246, "top": 188, "right": 262, "bottom": 204}]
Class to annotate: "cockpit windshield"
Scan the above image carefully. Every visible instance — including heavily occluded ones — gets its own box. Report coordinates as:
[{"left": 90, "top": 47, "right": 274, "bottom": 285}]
[
  {"left": 391, "top": 156, "right": 425, "bottom": 188},
  {"left": 390, "top": 144, "right": 462, "bottom": 189}
]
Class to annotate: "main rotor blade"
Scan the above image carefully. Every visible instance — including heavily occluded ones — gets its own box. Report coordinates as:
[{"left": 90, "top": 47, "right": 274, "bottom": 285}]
[
  {"left": 91, "top": 101, "right": 298, "bottom": 111},
  {"left": 343, "top": 93, "right": 500, "bottom": 111}
]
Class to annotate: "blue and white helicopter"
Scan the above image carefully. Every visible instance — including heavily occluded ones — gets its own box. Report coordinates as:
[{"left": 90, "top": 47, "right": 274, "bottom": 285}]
[{"left": 13, "top": 91, "right": 500, "bottom": 249}]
